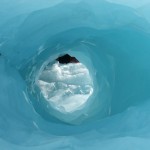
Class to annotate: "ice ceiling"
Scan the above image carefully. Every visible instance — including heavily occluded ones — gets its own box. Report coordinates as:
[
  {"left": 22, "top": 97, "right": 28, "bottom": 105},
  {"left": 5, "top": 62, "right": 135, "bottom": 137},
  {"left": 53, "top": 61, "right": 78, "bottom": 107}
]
[{"left": 1, "top": 0, "right": 150, "bottom": 149}]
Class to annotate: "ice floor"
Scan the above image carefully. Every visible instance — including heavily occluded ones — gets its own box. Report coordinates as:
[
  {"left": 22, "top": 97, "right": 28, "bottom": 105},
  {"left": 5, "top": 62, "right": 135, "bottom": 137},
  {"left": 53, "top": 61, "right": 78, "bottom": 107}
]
[{"left": 1, "top": 0, "right": 150, "bottom": 149}]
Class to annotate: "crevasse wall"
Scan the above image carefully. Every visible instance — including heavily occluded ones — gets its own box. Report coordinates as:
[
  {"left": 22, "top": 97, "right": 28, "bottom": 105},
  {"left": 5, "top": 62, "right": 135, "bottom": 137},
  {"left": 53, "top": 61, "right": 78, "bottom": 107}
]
[{"left": 1, "top": 0, "right": 150, "bottom": 149}]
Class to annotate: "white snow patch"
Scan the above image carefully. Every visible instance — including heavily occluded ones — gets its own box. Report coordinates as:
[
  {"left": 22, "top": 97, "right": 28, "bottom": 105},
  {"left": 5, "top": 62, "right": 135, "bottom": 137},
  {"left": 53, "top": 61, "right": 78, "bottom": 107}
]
[{"left": 37, "top": 62, "right": 93, "bottom": 113}]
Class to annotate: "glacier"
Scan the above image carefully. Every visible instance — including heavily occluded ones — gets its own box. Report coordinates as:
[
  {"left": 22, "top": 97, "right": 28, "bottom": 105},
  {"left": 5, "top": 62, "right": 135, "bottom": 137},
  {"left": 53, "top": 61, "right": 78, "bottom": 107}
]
[{"left": 1, "top": 0, "right": 150, "bottom": 149}]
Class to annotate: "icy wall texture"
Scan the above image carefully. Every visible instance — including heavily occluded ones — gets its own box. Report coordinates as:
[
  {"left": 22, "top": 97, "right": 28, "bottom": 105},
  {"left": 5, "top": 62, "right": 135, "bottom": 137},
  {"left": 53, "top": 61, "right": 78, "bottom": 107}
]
[{"left": 1, "top": 0, "right": 150, "bottom": 149}]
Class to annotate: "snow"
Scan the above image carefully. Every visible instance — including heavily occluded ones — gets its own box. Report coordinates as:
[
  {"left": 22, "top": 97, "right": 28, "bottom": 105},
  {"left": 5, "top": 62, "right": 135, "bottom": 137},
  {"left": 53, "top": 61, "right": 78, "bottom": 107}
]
[{"left": 37, "top": 62, "right": 93, "bottom": 113}]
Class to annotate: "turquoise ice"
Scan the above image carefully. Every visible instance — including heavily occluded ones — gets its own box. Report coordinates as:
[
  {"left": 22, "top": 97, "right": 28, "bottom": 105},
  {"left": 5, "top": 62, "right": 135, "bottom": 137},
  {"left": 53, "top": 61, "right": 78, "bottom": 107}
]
[{"left": 1, "top": 0, "right": 150, "bottom": 149}]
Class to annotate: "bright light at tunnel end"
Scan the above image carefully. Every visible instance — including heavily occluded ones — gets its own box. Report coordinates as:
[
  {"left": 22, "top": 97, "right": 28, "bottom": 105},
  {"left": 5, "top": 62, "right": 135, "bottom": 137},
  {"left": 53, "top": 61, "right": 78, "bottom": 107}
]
[{"left": 36, "top": 54, "right": 94, "bottom": 122}]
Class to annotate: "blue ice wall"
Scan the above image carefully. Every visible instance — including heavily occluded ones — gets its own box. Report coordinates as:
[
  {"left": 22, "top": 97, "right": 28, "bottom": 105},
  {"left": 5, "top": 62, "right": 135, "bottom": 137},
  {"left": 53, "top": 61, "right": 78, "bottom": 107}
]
[{"left": 1, "top": 0, "right": 150, "bottom": 149}]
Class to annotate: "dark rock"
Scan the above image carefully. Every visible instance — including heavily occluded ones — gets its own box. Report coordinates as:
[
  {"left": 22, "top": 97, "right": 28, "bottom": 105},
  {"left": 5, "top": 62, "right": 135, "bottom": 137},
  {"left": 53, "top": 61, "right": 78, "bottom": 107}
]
[{"left": 56, "top": 54, "right": 79, "bottom": 64}]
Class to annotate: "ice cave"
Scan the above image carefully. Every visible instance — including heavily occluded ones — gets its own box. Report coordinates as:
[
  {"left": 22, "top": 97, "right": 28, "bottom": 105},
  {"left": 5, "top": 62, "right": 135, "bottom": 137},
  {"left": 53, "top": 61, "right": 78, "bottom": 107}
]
[{"left": 1, "top": 0, "right": 150, "bottom": 149}]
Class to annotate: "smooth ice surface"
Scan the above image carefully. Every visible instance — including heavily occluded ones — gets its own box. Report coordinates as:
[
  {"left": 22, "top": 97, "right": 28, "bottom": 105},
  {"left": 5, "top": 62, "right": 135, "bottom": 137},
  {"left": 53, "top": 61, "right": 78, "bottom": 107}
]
[{"left": 1, "top": 0, "right": 150, "bottom": 149}]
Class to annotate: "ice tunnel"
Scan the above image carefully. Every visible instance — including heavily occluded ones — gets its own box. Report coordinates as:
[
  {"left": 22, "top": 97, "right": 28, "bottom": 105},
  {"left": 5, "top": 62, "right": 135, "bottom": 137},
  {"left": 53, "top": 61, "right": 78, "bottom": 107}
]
[{"left": 1, "top": 0, "right": 150, "bottom": 149}]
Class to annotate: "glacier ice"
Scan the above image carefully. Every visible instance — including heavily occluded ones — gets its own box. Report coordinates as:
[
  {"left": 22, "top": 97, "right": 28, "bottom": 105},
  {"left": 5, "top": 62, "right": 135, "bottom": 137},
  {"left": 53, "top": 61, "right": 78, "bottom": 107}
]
[
  {"left": 37, "top": 61, "right": 94, "bottom": 122},
  {"left": 1, "top": 0, "right": 150, "bottom": 149},
  {"left": 37, "top": 62, "right": 93, "bottom": 112}
]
